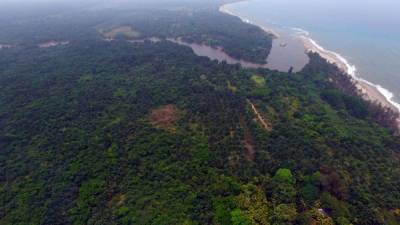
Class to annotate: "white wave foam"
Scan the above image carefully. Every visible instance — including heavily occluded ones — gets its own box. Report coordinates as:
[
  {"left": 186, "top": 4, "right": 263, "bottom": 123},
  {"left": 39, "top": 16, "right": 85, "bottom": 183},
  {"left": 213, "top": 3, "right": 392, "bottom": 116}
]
[
  {"left": 354, "top": 76, "right": 400, "bottom": 111},
  {"left": 220, "top": 5, "right": 252, "bottom": 25},
  {"left": 220, "top": 3, "right": 400, "bottom": 112},
  {"left": 305, "top": 37, "right": 357, "bottom": 76},
  {"left": 292, "top": 27, "right": 310, "bottom": 36},
  {"left": 304, "top": 36, "right": 400, "bottom": 111},
  {"left": 376, "top": 85, "right": 400, "bottom": 110},
  {"left": 219, "top": 4, "right": 280, "bottom": 38}
]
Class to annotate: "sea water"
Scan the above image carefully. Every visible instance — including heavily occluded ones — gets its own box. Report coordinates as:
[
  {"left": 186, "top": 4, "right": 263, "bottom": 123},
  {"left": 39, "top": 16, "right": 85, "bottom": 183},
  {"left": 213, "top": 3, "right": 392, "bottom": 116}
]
[{"left": 226, "top": 0, "right": 400, "bottom": 107}]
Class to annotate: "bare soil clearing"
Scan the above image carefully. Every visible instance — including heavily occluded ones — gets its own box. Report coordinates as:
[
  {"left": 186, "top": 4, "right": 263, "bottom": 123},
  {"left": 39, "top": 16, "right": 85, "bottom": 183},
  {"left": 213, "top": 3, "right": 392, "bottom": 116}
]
[
  {"left": 38, "top": 41, "right": 69, "bottom": 48},
  {"left": 149, "top": 105, "right": 180, "bottom": 131}
]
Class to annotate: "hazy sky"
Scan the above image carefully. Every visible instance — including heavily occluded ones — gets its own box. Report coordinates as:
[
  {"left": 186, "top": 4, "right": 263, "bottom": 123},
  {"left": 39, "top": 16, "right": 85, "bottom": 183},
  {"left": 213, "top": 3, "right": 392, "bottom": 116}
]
[{"left": 0, "top": 0, "right": 217, "bottom": 11}]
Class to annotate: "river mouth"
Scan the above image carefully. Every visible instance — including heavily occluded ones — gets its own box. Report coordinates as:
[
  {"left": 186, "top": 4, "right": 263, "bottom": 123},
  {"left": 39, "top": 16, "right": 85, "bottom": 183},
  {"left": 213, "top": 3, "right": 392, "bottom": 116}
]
[
  {"left": 222, "top": 0, "right": 400, "bottom": 120},
  {"left": 266, "top": 30, "right": 309, "bottom": 72},
  {"left": 218, "top": 4, "right": 310, "bottom": 72}
]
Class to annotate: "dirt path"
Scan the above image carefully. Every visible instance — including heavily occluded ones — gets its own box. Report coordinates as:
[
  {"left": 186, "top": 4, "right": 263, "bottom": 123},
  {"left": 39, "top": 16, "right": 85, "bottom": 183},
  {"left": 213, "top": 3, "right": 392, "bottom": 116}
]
[
  {"left": 247, "top": 100, "right": 271, "bottom": 131},
  {"left": 239, "top": 115, "right": 256, "bottom": 161}
]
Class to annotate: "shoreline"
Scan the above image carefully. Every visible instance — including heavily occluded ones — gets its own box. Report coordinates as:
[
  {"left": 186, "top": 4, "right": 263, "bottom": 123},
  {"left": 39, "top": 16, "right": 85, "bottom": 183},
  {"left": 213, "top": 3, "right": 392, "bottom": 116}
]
[
  {"left": 300, "top": 36, "right": 400, "bottom": 112},
  {"left": 219, "top": 1, "right": 400, "bottom": 129},
  {"left": 219, "top": 3, "right": 280, "bottom": 38}
]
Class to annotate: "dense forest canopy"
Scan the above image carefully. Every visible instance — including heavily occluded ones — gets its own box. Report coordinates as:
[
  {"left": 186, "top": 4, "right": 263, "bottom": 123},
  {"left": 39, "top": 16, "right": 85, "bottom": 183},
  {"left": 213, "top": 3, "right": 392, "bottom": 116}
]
[{"left": 1, "top": 0, "right": 399, "bottom": 225}]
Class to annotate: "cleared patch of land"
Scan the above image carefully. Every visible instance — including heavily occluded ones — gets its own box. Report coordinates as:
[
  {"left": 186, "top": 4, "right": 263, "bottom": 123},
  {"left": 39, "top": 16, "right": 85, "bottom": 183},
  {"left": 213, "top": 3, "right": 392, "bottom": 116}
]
[
  {"left": 100, "top": 26, "right": 140, "bottom": 40},
  {"left": 38, "top": 41, "right": 69, "bottom": 48},
  {"left": 148, "top": 104, "right": 180, "bottom": 131}
]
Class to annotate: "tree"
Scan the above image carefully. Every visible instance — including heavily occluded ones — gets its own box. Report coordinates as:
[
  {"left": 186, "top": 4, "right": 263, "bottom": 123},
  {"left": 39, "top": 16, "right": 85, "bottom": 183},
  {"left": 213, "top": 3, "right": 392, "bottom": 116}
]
[
  {"left": 320, "top": 192, "right": 350, "bottom": 221},
  {"left": 300, "top": 173, "right": 321, "bottom": 203},
  {"left": 300, "top": 208, "right": 335, "bottom": 225},
  {"left": 231, "top": 209, "right": 250, "bottom": 225},
  {"left": 300, "top": 184, "right": 319, "bottom": 203},
  {"left": 271, "top": 204, "right": 297, "bottom": 225},
  {"left": 272, "top": 169, "right": 296, "bottom": 203},
  {"left": 273, "top": 169, "right": 295, "bottom": 184},
  {"left": 235, "top": 184, "right": 270, "bottom": 225}
]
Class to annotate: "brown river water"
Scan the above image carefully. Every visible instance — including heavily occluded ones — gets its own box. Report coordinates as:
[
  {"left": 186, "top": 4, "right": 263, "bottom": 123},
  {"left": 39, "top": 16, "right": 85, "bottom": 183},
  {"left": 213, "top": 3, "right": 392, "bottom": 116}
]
[{"left": 167, "top": 38, "right": 308, "bottom": 72}]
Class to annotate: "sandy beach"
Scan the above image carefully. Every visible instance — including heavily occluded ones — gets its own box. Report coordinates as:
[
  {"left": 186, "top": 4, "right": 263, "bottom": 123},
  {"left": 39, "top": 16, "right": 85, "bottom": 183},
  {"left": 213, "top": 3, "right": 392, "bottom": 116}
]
[
  {"left": 301, "top": 37, "right": 400, "bottom": 113},
  {"left": 220, "top": 3, "right": 311, "bottom": 72},
  {"left": 219, "top": 1, "right": 400, "bottom": 129},
  {"left": 219, "top": 4, "right": 279, "bottom": 38},
  {"left": 299, "top": 36, "right": 400, "bottom": 129}
]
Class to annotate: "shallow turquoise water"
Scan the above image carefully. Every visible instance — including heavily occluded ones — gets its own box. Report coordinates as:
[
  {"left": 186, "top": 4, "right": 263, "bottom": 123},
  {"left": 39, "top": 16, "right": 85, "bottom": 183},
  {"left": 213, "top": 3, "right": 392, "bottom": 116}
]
[{"left": 227, "top": 0, "right": 400, "bottom": 105}]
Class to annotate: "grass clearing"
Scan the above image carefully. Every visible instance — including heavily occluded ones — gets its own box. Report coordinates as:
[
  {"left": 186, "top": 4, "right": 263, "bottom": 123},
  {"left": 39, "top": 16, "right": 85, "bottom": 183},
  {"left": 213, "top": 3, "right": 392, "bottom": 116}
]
[
  {"left": 251, "top": 74, "right": 266, "bottom": 86},
  {"left": 100, "top": 26, "right": 140, "bottom": 39},
  {"left": 227, "top": 81, "right": 237, "bottom": 93}
]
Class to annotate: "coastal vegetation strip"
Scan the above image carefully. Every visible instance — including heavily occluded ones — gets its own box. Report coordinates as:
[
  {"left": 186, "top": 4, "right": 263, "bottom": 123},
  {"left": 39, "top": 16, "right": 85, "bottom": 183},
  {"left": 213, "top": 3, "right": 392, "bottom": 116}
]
[
  {"left": 302, "top": 37, "right": 400, "bottom": 114},
  {"left": 220, "top": 0, "right": 400, "bottom": 131}
]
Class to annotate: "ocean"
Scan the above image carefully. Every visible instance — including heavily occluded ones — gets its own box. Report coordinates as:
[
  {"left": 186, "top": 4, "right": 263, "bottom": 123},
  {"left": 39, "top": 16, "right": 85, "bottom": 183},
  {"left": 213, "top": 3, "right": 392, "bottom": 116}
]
[{"left": 225, "top": 0, "right": 400, "bottom": 109}]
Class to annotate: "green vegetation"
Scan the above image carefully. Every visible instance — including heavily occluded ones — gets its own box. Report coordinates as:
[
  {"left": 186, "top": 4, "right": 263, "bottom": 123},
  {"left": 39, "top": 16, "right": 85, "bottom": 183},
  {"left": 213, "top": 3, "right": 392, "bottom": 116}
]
[
  {"left": 251, "top": 74, "right": 266, "bottom": 86},
  {"left": 273, "top": 168, "right": 294, "bottom": 184},
  {"left": 0, "top": 1, "right": 399, "bottom": 225}
]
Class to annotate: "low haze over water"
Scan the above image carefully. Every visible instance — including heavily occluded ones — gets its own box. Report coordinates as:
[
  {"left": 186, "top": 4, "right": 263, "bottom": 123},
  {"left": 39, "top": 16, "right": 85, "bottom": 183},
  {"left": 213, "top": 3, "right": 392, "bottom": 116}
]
[{"left": 227, "top": 0, "right": 400, "bottom": 105}]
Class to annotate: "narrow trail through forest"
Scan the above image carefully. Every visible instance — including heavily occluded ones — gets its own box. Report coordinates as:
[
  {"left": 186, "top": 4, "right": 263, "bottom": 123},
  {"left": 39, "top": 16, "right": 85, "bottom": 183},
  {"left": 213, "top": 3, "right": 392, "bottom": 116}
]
[{"left": 247, "top": 100, "right": 271, "bottom": 131}]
